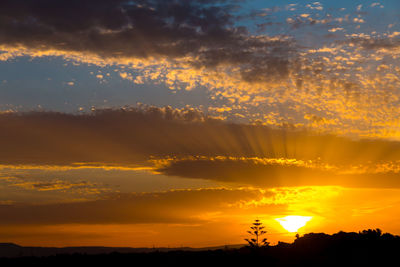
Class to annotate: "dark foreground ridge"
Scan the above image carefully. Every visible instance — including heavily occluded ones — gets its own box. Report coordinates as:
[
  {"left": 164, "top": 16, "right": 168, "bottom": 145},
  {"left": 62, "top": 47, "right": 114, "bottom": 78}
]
[{"left": 1, "top": 229, "right": 399, "bottom": 266}]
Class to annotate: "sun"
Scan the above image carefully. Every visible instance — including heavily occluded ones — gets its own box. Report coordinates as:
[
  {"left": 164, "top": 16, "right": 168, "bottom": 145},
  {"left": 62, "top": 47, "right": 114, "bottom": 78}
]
[{"left": 275, "top": 216, "right": 313, "bottom": 233}]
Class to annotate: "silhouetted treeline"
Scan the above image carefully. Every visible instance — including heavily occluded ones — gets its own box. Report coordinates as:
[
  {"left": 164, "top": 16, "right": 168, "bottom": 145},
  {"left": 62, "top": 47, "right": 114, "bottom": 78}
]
[{"left": 1, "top": 229, "right": 399, "bottom": 266}]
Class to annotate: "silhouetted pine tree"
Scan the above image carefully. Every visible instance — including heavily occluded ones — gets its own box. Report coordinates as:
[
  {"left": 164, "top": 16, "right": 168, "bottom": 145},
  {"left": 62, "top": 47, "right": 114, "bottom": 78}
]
[{"left": 245, "top": 219, "right": 269, "bottom": 247}]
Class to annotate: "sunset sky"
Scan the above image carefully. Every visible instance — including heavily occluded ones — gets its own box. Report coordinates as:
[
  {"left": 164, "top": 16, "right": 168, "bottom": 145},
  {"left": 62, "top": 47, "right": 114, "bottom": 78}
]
[{"left": 1, "top": 0, "right": 400, "bottom": 247}]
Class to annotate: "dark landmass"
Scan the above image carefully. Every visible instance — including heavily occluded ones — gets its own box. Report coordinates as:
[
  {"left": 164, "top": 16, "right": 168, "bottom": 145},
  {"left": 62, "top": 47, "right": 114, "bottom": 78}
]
[
  {"left": 0, "top": 243, "right": 244, "bottom": 258},
  {"left": 1, "top": 229, "right": 399, "bottom": 266}
]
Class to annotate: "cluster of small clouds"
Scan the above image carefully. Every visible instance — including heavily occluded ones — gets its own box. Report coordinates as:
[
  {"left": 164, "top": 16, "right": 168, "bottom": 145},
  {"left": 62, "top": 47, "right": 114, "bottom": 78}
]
[
  {"left": 306, "top": 2, "right": 323, "bottom": 11},
  {"left": 370, "top": 3, "right": 384, "bottom": 9},
  {"left": 0, "top": 1, "right": 399, "bottom": 138}
]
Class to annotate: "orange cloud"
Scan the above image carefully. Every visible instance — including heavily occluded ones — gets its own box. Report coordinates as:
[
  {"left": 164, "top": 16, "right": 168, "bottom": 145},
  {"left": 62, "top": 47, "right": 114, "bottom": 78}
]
[{"left": 0, "top": 187, "right": 281, "bottom": 225}]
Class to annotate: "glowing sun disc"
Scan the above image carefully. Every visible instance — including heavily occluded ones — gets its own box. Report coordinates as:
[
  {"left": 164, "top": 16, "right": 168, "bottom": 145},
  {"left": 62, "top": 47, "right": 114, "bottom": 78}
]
[{"left": 275, "top": 216, "right": 313, "bottom": 232}]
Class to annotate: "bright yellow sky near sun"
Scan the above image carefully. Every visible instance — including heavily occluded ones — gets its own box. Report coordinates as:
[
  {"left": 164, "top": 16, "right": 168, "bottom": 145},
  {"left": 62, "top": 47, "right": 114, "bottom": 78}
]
[{"left": 1, "top": 173, "right": 400, "bottom": 247}]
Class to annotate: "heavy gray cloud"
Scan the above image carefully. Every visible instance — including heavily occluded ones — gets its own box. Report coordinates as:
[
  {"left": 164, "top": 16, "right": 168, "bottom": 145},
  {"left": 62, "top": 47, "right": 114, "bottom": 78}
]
[
  {"left": 1, "top": 108, "right": 400, "bottom": 187},
  {"left": 0, "top": 0, "right": 295, "bottom": 82},
  {"left": 0, "top": 107, "right": 399, "bottom": 165},
  {"left": 157, "top": 157, "right": 400, "bottom": 188}
]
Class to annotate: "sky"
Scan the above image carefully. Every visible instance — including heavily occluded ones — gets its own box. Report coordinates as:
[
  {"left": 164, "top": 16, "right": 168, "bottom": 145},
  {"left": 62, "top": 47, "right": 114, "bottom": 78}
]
[{"left": 0, "top": 0, "right": 400, "bottom": 247}]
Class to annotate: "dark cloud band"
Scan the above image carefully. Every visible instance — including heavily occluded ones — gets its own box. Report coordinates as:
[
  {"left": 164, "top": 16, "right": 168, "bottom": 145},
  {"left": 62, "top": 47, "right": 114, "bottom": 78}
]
[
  {"left": 0, "top": 188, "right": 278, "bottom": 225},
  {"left": 0, "top": 0, "right": 294, "bottom": 82},
  {"left": 1, "top": 108, "right": 400, "bottom": 187}
]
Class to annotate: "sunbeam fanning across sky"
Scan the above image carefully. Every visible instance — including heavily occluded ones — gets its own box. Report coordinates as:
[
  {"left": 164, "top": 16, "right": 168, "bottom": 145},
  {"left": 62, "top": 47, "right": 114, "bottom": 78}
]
[{"left": 0, "top": 0, "right": 399, "bottom": 249}]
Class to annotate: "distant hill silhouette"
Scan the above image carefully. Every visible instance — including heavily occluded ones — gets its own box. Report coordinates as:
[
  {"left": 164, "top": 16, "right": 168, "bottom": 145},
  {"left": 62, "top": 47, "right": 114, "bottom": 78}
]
[
  {"left": 0, "top": 243, "right": 244, "bottom": 258},
  {"left": 1, "top": 229, "right": 399, "bottom": 266}
]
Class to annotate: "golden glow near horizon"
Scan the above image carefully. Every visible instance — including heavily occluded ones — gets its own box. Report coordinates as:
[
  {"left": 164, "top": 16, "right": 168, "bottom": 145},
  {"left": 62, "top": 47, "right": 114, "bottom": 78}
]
[{"left": 275, "top": 216, "right": 313, "bottom": 233}]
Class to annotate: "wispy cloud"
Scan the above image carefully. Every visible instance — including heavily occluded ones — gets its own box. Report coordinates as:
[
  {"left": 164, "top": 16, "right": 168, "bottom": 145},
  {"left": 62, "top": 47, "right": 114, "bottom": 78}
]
[{"left": 0, "top": 187, "right": 280, "bottom": 225}]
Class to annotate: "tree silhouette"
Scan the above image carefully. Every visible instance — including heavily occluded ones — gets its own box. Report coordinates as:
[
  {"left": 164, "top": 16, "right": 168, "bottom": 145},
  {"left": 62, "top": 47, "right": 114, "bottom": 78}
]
[{"left": 245, "top": 219, "right": 269, "bottom": 247}]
